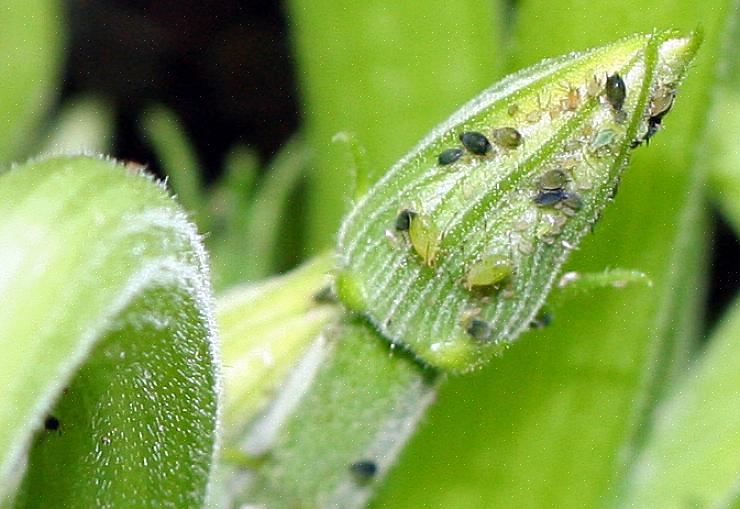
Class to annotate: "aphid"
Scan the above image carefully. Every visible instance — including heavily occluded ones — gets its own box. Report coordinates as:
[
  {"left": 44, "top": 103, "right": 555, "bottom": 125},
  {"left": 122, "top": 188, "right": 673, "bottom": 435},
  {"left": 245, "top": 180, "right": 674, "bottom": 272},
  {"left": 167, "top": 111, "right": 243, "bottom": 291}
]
[
  {"left": 44, "top": 415, "right": 60, "bottom": 431},
  {"left": 561, "top": 86, "right": 582, "bottom": 111},
  {"left": 630, "top": 126, "right": 658, "bottom": 149},
  {"left": 459, "top": 131, "right": 492, "bottom": 155},
  {"left": 408, "top": 214, "right": 441, "bottom": 266},
  {"left": 586, "top": 74, "right": 602, "bottom": 98},
  {"left": 548, "top": 104, "right": 562, "bottom": 120},
  {"left": 525, "top": 110, "right": 542, "bottom": 123},
  {"left": 643, "top": 87, "right": 676, "bottom": 144},
  {"left": 492, "top": 127, "right": 523, "bottom": 149},
  {"left": 529, "top": 310, "right": 553, "bottom": 329},
  {"left": 394, "top": 209, "right": 417, "bottom": 232},
  {"left": 507, "top": 103, "right": 520, "bottom": 117},
  {"left": 312, "top": 285, "right": 336, "bottom": 304},
  {"left": 590, "top": 128, "right": 618, "bottom": 151},
  {"left": 124, "top": 160, "right": 147, "bottom": 175},
  {"left": 605, "top": 73, "right": 626, "bottom": 111},
  {"left": 650, "top": 87, "right": 676, "bottom": 119},
  {"left": 538, "top": 169, "right": 568, "bottom": 191},
  {"left": 464, "top": 255, "right": 513, "bottom": 290},
  {"left": 644, "top": 120, "right": 662, "bottom": 143},
  {"left": 350, "top": 460, "right": 378, "bottom": 482},
  {"left": 534, "top": 188, "right": 567, "bottom": 207},
  {"left": 631, "top": 86, "right": 675, "bottom": 148},
  {"left": 561, "top": 192, "right": 584, "bottom": 211},
  {"left": 465, "top": 318, "right": 493, "bottom": 342},
  {"left": 437, "top": 147, "right": 464, "bottom": 166}
]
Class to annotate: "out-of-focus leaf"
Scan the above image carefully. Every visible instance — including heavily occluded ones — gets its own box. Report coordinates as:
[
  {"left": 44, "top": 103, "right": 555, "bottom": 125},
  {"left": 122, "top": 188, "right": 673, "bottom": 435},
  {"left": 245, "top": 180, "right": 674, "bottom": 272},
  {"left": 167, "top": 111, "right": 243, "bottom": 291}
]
[
  {"left": 210, "top": 139, "right": 308, "bottom": 288},
  {"left": 332, "top": 131, "right": 370, "bottom": 201},
  {"left": 0, "top": 0, "right": 64, "bottom": 165},
  {"left": 0, "top": 156, "right": 218, "bottom": 508},
  {"left": 286, "top": 0, "right": 505, "bottom": 250},
  {"left": 207, "top": 145, "right": 260, "bottom": 289},
  {"left": 707, "top": 16, "right": 740, "bottom": 235},
  {"left": 218, "top": 252, "right": 337, "bottom": 438},
  {"left": 553, "top": 268, "right": 653, "bottom": 294},
  {"left": 141, "top": 105, "right": 204, "bottom": 218},
  {"left": 41, "top": 95, "right": 114, "bottom": 155},
  {"left": 617, "top": 295, "right": 740, "bottom": 508}
]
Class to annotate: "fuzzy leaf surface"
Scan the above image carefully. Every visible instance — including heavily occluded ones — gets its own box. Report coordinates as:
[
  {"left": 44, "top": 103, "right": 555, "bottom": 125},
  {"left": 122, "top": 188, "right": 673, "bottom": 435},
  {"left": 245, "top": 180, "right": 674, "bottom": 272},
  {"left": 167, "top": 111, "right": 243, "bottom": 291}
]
[
  {"left": 336, "top": 31, "right": 699, "bottom": 372},
  {"left": 0, "top": 156, "right": 218, "bottom": 508}
]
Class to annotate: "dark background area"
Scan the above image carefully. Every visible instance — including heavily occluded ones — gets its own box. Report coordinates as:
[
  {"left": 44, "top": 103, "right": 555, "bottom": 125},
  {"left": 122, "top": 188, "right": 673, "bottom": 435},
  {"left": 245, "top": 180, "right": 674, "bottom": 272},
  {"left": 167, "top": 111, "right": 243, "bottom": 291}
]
[
  {"left": 64, "top": 0, "right": 299, "bottom": 181},
  {"left": 61, "top": 0, "right": 738, "bottom": 330}
]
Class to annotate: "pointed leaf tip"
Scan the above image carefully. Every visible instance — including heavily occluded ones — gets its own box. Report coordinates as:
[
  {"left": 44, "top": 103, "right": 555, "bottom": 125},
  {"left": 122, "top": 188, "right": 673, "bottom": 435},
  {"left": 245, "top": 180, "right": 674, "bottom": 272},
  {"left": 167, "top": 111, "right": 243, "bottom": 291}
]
[{"left": 335, "top": 31, "right": 700, "bottom": 372}]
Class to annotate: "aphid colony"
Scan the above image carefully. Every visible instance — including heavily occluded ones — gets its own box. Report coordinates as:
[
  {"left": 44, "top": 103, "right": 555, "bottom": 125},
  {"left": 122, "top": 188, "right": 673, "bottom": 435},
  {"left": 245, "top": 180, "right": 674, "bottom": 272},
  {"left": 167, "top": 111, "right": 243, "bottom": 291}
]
[
  {"left": 389, "top": 71, "right": 676, "bottom": 344},
  {"left": 437, "top": 126, "right": 523, "bottom": 166}
]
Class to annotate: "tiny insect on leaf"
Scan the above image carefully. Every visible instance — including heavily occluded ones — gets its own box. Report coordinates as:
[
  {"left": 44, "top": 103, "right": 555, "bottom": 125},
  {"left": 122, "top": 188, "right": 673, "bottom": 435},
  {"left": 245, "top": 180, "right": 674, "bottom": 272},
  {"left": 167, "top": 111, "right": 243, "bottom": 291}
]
[{"left": 336, "top": 31, "right": 700, "bottom": 372}]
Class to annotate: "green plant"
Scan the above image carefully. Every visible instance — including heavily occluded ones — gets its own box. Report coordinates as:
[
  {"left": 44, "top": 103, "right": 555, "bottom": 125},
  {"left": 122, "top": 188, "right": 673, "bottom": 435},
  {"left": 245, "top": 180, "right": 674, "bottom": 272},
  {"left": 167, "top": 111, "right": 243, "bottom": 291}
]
[{"left": 1, "top": 1, "right": 739, "bottom": 508}]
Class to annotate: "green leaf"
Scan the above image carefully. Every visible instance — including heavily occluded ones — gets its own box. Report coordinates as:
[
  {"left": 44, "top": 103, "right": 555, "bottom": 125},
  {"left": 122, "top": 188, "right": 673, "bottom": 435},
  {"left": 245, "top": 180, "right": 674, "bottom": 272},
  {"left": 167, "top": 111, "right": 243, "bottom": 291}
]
[
  {"left": 336, "top": 31, "right": 700, "bottom": 372},
  {"left": 218, "top": 252, "right": 338, "bottom": 437},
  {"left": 375, "top": 0, "right": 733, "bottom": 504},
  {"left": 41, "top": 95, "right": 115, "bottom": 155},
  {"left": 707, "top": 16, "right": 740, "bottom": 235},
  {"left": 210, "top": 138, "right": 308, "bottom": 288},
  {"left": 331, "top": 131, "right": 371, "bottom": 201},
  {"left": 0, "top": 0, "right": 63, "bottom": 164},
  {"left": 708, "top": 86, "right": 740, "bottom": 235},
  {"left": 240, "top": 318, "right": 438, "bottom": 509},
  {"left": 0, "top": 156, "right": 218, "bottom": 507},
  {"left": 141, "top": 105, "right": 204, "bottom": 217},
  {"left": 617, "top": 295, "right": 740, "bottom": 508},
  {"left": 286, "top": 0, "right": 505, "bottom": 250}
]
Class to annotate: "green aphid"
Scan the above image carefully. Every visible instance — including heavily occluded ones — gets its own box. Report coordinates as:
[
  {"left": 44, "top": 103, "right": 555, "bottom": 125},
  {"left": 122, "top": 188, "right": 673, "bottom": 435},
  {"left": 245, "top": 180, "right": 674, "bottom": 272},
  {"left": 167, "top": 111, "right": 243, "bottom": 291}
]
[
  {"left": 464, "top": 254, "right": 513, "bottom": 290},
  {"left": 465, "top": 318, "right": 493, "bottom": 342},
  {"left": 492, "top": 127, "right": 523, "bottom": 149},
  {"left": 408, "top": 213, "right": 441, "bottom": 266},
  {"left": 590, "top": 128, "right": 618, "bottom": 151},
  {"left": 538, "top": 169, "right": 568, "bottom": 190},
  {"left": 605, "top": 73, "right": 626, "bottom": 111}
]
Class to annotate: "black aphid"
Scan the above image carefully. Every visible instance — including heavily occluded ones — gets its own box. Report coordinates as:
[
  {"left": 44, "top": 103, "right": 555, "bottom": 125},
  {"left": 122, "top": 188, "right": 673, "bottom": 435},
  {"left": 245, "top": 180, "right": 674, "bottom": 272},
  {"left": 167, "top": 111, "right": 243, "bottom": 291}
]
[
  {"left": 459, "top": 131, "right": 492, "bottom": 155},
  {"left": 437, "top": 147, "right": 464, "bottom": 166},
  {"left": 466, "top": 318, "right": 492, "bottom": 342},
  {"left": 529, "top": 311, "right": 553, "bottom": 329},
  {"left": 605, "top": 73, "right": 626, "bottom": 111},
  {"left": 631, "top": 90, "right": 675, "bottom": 148},
  {"left": 395, "top": 209, "right": 417, "bottom": 232},
  {"left": 44, "top": 415, "right": 60, "bottom": 431},
  {"left": 350, "top": 460, "right": 378, "bottom": 482},
  {"left": 534, "top": 189, "right": 567, "bottom": 207}
]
